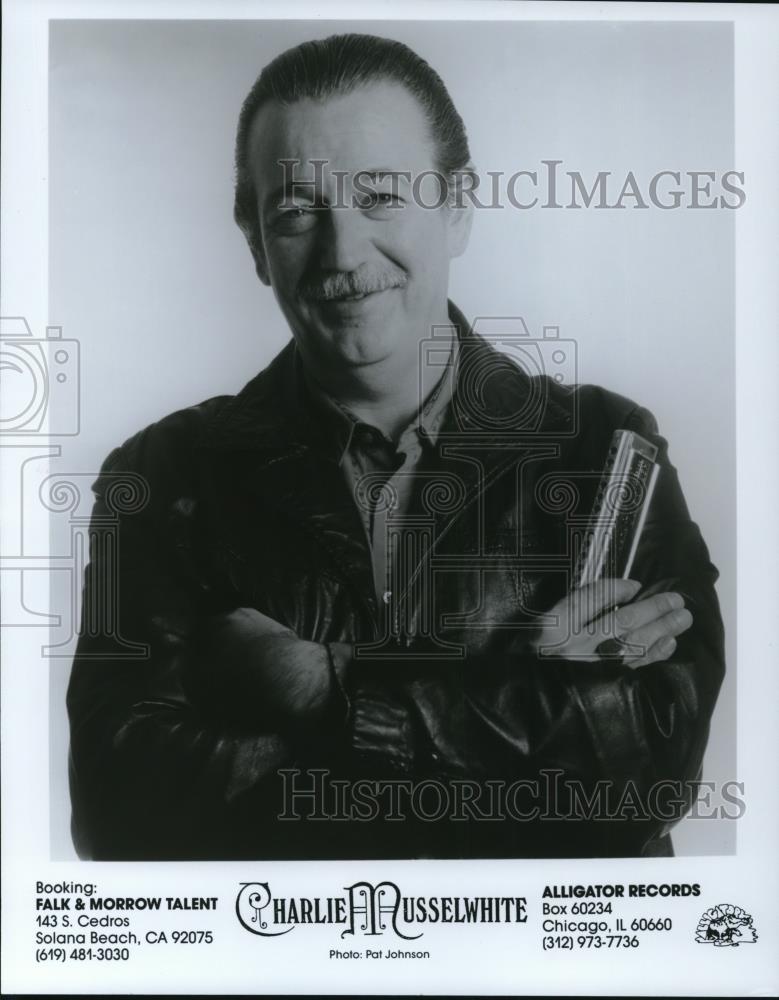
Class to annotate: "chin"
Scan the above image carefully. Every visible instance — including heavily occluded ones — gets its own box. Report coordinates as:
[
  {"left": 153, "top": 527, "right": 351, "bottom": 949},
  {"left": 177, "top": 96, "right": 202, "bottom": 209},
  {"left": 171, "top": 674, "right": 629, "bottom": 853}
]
[{"left": 329, "top": 325, "right": 397, "bottom": 367}]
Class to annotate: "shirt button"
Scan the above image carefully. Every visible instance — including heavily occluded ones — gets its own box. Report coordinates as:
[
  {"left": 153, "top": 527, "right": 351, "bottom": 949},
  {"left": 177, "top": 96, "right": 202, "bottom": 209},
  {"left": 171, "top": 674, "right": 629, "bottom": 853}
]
[{"left": 382, "top": 590, "right": 392, "bottom": 605}]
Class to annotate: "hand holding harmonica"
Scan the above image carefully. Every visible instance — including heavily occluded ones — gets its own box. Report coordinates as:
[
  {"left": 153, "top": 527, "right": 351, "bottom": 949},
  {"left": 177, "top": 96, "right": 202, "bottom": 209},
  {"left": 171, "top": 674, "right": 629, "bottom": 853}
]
[{"left": 532, "top": 578, "right": 693, "bottom": 668}]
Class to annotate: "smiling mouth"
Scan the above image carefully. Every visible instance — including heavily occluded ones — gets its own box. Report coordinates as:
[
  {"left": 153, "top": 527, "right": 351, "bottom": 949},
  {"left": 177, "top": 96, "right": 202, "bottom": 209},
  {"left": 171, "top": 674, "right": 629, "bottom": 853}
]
[
  {"left": 333, "top": 290, "right": 380, "bottom": 302},
  {"left": 317, "top": 289, "right": 390, "bottom": 307}
]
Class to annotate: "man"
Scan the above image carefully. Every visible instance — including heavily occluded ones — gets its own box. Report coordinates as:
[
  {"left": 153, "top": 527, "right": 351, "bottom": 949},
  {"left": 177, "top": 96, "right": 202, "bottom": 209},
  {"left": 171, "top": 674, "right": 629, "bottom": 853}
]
[{"left": 67, "top": 33, "right": 724, "bottom": 860}]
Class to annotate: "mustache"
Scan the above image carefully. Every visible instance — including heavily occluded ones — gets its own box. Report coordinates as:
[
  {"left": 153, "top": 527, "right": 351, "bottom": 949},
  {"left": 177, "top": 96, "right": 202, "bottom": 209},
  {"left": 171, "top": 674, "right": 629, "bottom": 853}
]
[{"left": 298, "top": 264, "right": 408, "bottom": 301}]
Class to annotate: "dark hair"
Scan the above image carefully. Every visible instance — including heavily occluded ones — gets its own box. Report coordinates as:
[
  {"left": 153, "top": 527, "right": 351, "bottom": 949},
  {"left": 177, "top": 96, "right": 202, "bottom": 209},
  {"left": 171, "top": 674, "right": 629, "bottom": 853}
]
[{"left": 233, "top": 33, "right": 472, "bottom": 263}]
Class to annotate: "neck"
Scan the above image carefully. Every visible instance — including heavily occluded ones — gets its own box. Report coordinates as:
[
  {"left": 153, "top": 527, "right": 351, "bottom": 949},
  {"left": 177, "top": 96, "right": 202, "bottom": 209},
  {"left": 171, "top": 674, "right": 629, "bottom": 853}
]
[{"left": 303, "top": 314, "right": 457, "bottom": 441}]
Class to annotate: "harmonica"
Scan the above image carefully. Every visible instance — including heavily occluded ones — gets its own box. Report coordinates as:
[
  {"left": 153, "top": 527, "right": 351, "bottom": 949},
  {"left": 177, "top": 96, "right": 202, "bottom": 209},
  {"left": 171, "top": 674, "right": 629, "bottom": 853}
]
[{"left": 572, "top": 429, "right": 660, "bottom": 588}]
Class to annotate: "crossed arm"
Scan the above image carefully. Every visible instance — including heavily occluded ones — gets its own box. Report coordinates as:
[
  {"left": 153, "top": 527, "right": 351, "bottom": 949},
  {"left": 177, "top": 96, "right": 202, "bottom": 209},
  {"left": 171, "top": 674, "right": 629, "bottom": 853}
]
[{"left": 201, "top": 579, "right": 695, "bottom": 742}]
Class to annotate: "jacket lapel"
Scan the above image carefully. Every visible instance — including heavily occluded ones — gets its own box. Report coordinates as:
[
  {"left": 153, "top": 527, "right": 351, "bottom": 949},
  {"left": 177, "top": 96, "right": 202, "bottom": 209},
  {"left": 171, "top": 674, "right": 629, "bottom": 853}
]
[{"left": 422, "top": 326, "right": 575, "bottom": 542}]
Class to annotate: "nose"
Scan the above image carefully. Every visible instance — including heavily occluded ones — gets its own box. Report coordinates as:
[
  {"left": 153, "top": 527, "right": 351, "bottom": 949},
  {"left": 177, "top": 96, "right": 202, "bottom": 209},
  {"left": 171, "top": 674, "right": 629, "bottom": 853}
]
[{"left": 316, "top": 206, "right": 371, "bottom": 273}]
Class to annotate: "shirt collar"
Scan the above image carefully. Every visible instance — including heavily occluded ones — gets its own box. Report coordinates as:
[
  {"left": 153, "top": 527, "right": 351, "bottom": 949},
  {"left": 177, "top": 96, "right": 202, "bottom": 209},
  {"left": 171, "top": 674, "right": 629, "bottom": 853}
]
[{"left": 298, "top": 369, "right": 362, "bottom": 466}]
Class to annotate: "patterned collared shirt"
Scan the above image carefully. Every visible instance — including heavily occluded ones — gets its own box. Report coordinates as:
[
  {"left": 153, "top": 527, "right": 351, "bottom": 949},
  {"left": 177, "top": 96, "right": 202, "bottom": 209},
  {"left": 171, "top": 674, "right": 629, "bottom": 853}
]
[{"left": 300, "top": 341, "right": 456, "bottom": 611}]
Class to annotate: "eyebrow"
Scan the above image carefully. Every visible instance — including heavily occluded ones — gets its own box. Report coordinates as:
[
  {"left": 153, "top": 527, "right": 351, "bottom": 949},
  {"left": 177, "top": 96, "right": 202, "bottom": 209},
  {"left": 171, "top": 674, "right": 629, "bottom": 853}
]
[
  {"left": 263, "top": 180, "right": 319, "bottom": 214},
  {"left": 356, "top": 169, "right": 413, "bottom": 182}
]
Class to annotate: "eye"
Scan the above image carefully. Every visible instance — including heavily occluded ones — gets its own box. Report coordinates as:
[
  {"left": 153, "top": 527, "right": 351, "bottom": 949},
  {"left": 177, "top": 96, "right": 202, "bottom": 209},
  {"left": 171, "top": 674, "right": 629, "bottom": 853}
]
[
  {"left": 356, "top": 190, "right": 405, "bottom": 214},
  {"left": 272, "top": 206, "right": 320, "bottom": 235}
]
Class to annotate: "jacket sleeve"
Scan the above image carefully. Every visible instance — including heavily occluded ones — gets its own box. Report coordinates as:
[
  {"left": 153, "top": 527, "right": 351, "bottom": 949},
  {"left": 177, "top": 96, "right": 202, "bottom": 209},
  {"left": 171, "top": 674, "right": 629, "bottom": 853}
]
[
  {"left": 343, "top": 402, "right": 726, "bottom": 850},
  {"left": 66, "top": 421, "right": 327, "bottom": 860}
]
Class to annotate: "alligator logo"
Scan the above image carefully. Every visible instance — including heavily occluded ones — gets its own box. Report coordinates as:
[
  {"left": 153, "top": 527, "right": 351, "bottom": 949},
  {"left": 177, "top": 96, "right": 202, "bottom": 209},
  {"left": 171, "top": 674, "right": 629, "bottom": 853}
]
[{"left": 695, "top": 904, "right": 758, "bottom": 946}]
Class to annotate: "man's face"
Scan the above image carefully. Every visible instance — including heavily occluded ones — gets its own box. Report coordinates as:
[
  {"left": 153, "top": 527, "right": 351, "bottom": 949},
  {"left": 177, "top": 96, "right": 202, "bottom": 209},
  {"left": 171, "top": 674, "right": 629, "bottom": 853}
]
[{"left": 246, "top": 81, "right": 471, "bottom": 374}]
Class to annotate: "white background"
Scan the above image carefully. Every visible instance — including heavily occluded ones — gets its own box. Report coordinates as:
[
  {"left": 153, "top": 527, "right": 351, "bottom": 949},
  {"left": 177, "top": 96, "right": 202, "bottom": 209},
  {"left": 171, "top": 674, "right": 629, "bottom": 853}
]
[{"left": 2, "top": 1, "right": 777, "bottom": 996}]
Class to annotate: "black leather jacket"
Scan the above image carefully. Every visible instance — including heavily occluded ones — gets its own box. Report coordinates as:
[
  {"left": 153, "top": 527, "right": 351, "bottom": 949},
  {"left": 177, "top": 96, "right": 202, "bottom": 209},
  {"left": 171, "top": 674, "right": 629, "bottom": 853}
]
[{"left": 67, "top": 309, "right": 725, "bottom": 860}]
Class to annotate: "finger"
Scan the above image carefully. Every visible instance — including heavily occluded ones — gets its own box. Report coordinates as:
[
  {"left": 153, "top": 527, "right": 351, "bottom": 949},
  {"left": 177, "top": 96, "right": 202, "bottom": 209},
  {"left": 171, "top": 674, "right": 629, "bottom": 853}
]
[
  {"left": 621, "top": 607, "right": 693, "bottom": 659},
  {"left": 569, "top": 578, "right": 643, "bottom": 631},
  {"left": 612, "top": 591, "right": 686, "bottom": 635},
  {"left": 625, "top": 635, "right": 677, "bottom": 669}
]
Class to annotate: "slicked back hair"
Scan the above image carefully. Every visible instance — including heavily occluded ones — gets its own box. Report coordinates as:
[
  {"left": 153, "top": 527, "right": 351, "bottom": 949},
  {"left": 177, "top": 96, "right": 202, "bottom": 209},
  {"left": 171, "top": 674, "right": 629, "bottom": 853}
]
[{"left": 233, "top": 33, "right": 472, "bottom": 265}]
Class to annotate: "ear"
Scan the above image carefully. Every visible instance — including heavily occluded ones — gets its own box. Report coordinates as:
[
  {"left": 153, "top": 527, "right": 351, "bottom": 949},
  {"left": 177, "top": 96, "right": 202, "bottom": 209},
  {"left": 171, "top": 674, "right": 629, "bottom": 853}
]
[{"left": 445, "top": 165, "right": 475, "bottom": 260}]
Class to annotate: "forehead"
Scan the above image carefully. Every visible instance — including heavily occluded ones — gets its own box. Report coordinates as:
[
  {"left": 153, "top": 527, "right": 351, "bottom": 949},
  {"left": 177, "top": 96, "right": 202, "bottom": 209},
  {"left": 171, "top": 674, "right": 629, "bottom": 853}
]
[{"left": 246, "top": 81, "right": 437, "bottom": 192}]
